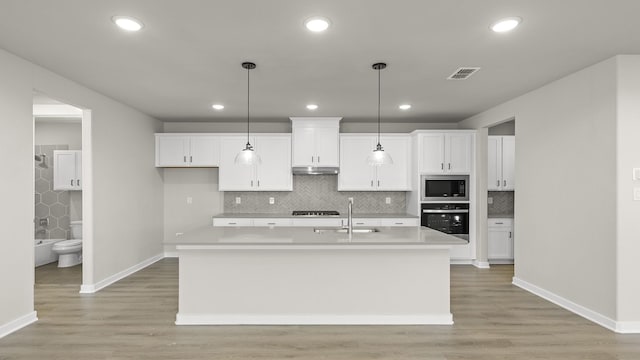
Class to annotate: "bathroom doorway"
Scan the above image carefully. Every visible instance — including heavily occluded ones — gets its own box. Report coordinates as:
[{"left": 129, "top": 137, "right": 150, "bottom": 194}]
[{"left": 33, "top": 93, "right": 84, "bottom": 287}]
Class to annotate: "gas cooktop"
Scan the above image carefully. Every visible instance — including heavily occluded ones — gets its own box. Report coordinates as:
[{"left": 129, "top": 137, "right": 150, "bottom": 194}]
[{"left": 291, "top": 210, "right": 340, "bottom": 217}]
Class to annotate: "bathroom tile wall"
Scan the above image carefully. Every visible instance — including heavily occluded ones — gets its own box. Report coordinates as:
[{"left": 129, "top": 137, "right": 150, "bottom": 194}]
[
  {"left": 34, "top": 145, "right": 71, "bottom": 239},
  {"left": 488, "top": 191, "right": 514, "bottom": 217},
  {"left": 224, "top": 175, "right": 406, "bottom": 214}
]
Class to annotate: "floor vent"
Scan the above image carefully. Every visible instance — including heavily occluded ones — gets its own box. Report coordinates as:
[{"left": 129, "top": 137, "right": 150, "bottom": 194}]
[{"left": 447, "top": 67, "right": 481, "bottom": 80}]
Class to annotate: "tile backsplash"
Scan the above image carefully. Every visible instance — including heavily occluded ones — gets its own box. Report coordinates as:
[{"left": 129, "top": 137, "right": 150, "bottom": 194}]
[
  {"left": 224, "top": 175, "right": 406, "bottom": 214},
  {"left": 35, "top": 145, "right": 71, "bottom": 239},
  {"left": 488, "top": 191, "right": 514, "bottom": 217}
]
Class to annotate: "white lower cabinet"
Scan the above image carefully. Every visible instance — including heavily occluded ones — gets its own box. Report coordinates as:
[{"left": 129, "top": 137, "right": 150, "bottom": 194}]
[
  {"left": 212, "top": 218, "right": 253, "bottom": 227},
  {"left": 213, "top": 217, "right": 418, "bottom": 227},
  {"left": 253, "top": 218, "right": 293, "bottom": 227},
  {"left": 488, "top": 218, "right": 514, "bottom": 263}
]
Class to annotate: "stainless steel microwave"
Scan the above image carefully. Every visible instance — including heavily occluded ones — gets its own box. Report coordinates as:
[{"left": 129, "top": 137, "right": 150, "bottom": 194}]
[{"left": 421, "top": 175, "right": 469, "bottom": 202}]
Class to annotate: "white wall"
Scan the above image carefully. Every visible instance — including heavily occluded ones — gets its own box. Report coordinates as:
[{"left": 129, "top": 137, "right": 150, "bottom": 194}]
[
  {"left": 459, "top": 57, "right": 619, "bottom": 320},
  {"left": 0, "top": 49, "right": 36, "bottom": 333},
  {"left": 616, "top": 56, "right": 640, "bottom": 324},
  {"left": 0, "top": 47, "right": 163, "bottom": 334}
]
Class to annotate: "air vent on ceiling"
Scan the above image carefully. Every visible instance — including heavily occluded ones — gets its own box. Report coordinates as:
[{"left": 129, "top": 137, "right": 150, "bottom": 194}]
[{"left": 447, "top": 67, "right": 481, "bottom": 80}]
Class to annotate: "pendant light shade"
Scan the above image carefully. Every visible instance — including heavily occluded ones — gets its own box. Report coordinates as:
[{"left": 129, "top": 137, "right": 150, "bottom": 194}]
[
  {"left": 234, "top": 62, "right": 262, "bottom": 165},
  {"left": 368, "top": 62, "right": 393, "bottom": 166}
]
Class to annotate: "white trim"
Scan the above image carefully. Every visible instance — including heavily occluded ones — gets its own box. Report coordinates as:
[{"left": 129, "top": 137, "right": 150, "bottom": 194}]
[
  {"left": 488, "top": 259, "right": 514, "bottom": 265},
  {"left": 0, "top": 311, "right": 37, "bottom": 339},
  {"left": 79, "top": 253, "right": 163, "bottom": 294},
  {"left": 164, "top": 251, "right": 179, "bottom": 258},
  {"left": 472, "top": 260, "right": 490, "bottom": 268},
  {"left": 512, "top": 277, "right": 620, "bottom": 332},
  {"left": 616, "top": 322, "right": 640, "bottom": 334},
  {"left": 175, "top": 313, "right": 453, "bottom": 326},
  {"left": 450, "top": 259, "right": 474, "bottom": 265}
]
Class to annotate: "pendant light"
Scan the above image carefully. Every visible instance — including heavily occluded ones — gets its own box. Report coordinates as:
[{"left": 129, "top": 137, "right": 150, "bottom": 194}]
[
  {"left": 234, "top": 62, "right": 262, "bottom": 165},
  {"left": 367, "top": 62, "right": 393, "bottom": 166}
]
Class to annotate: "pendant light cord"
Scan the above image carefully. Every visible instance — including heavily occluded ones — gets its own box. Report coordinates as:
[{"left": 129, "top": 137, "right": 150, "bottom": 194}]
[
  {"left": 377, "top": 66, "right": 381, "bottom": 146},
  {"left": 246, "top": 66, "right": 250, "bottom": 147}
]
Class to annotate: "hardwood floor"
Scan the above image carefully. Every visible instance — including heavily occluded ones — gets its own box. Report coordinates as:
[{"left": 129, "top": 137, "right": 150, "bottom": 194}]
[
  {"left": 35, "top": 262, "right": 81, "bottom": 285},
  {"left": 2, "top": 260, "right": 639, "bottom": 359}
]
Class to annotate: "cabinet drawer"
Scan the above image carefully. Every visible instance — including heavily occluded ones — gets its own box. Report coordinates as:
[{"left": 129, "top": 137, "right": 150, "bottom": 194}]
[
  {"left": 351, "top": 219, "right": 381, "bottom": 227},
  {"left": 212, "top": 218, "right": 253, "bottom": 227},
  {"left": 488, "top": 218, "right": 513, "bottom": 228},
  {"left": 291, "top": 218, "right": 344, "bottom": 227},
  {"left": 253, "top": 218, "right": 292, "bottom": 227},
  {"left": 380, "top": 218, "right": 419, "bottom": 227}
]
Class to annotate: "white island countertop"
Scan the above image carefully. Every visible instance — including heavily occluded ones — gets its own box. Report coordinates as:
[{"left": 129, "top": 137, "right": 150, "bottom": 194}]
[{"left": 167, "top": 225, "right": 467, "bottom": 250}]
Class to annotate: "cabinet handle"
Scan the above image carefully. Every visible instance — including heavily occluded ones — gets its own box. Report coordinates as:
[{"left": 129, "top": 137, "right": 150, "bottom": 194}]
[
  {"left": 355, "top": 222, "right": 365, "bottom": 225},
  {"left": 441, "top": 163, "right": 444, "bottom": 170},
  {"left": 251, "top": 180, "right": 254, "bottom": 187},
  {"left": 504, "top": 180, "right": 507, "bottom": 187},
  {"left": 448, "top": 163, "right": 451, "bottom": 170},
  {"left": 394, "top": 222, "right": 403, "bottom": 225},
  {"left": 317, "top": 156, "right": 320, "bottom": 163},
  {"left": 190, "top": 156, "right": 193, "bottom": 163},
  {"left": 77, "top": 179, "right": 80, "bottom": 187},
  {"left": 267, "top": 222, "right": 276, "bottom": 225},
  {"left": 257, "top": 180, "right": 260, "bottom": 187},
  {"left": 228, "top": 222, "right": 237, "bottom": 225},
  {"left": 497, "top": 180, "right": 500, "bottom": 187},
  {"left": 70, "top": 179, "right": 74, "bottom": 186},
  {"left": 509, "top": 231, "right": 512, "bottom": 238},
  {"left": 311, "top": 156, "right": 314, "bottom": 163},
  {"left": 377, "top": 180, "right": 380, "bottom": 187},
  {"left": 371, "top": 180, "right": 374, "bottom": 187},
  {"left": 184, "top": 156, "right": 187, "bottom": 163},
  {"left": 495, "top": 222, "right": 504, "bottom": 224}
]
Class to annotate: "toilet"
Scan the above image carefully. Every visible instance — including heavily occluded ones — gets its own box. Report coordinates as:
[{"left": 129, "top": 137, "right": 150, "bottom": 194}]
[{"left": 52, "top": 220, "right": 82, "bottom": 268}]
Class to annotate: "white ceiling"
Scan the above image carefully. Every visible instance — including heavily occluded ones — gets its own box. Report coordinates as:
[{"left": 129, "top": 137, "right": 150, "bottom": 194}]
[{"left": 2, "top": 0, "right": 640, "bottom": 123}]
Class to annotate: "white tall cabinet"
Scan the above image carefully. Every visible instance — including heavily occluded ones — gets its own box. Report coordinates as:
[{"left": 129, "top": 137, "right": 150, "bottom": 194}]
[
  {"left": 53, "top": 150, "right": 82, "bottom": 190},
  {"left": 290, "top": 117, "right": 341, "bottom": 167},
  {"left": 338, "top": 134, "right": 411, "bottom": 191},
  {"left": 218, "top": 135, "right": 292, "bottom": 191},
  {"left": 488, "top": 136, "right": 515, "bottom": 191}
]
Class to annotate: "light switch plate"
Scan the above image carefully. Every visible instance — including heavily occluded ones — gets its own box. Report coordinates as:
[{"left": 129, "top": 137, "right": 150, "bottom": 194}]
[
  {"left": 235, "top": 197, "right": 241, "bottom": 204},
  {"left": 488, "top": 197, "right": 494, "bottom": 204},
  {"left": 634, "top": 188, "right": 640, "bottom": 201},
  {"left": 634, "top": 168, "right": 640, "bottom": 180},
  {"left": 269, "top": 197, "right": 275, "bottom": 205},
  {"left": 186, "top": 196, "right": 193, "bottom": 204},
  {"left": 385, "top": 197, "right": 391, "bottom": 204}
]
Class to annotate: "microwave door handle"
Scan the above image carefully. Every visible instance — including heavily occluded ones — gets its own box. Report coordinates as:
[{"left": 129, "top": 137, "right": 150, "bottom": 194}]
[{"left": 422, "top": 209, "right": 469, "bottom": 213}]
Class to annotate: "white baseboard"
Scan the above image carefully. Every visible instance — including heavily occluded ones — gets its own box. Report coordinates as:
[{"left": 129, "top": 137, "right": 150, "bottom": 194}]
[
  {"left": 512, "top": 277, "right": 628, "bottom": 333},
  {"left": 163, "top": 251, "right": 179, "bottom": 258},
  {"left": 616, "top": 321, "right": 640, "bottom": 333},
  {"left": 175, "top": 313, "right": 453, "bottom": 326},
  {"left": 489, "top": 259, "right": 514, "bottom": 265},
  {"left": 0, "top": 311, "right": 37, "bottom": 339},
  {"left": 472, "top": 260, "right": 490, "bottom": 268},
  {"left": 80, "top": 253, "right": 164, "bottom": 294},
  {"left": 450, "top": 259, "right": 474, "bottom": 265}
]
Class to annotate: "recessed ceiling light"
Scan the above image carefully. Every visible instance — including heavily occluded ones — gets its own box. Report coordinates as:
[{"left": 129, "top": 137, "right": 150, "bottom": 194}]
[
  {"left": 399, "top": 104, "right": 412, "bottom": 110},
  {"left": 490, "top": 17, "right": 521, "bottom": 33},
  {"left": 304, "top": 17, "right": 330, "bottom": 32},
  {"left": 112, "top": 16, "right": 144, "bottom": 32},
  {"left": 306, "top": 104, "right": 319, "bottom": 110},
  {"left": 212, "top": 104, "right": 224, "bottom": 110}
]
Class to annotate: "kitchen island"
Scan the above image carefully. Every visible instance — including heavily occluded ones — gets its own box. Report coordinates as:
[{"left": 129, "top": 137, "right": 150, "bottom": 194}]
[{"left": 166, "top": 226, "right": 466, "bottom": 325}]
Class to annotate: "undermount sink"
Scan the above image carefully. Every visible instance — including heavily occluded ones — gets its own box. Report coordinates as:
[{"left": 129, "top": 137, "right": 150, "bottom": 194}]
[{"left": 313, "top": 227, "right": 380, "bottom": 233}]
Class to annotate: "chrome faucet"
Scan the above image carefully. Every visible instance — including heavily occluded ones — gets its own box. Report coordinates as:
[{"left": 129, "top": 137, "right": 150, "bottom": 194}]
[{"left": 346, "top": 198, "right": 353, "bottom": 234}]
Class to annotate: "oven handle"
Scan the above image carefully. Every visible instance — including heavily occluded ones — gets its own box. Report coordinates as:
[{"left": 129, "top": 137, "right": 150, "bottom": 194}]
[{"left": 422, "top": 209, "right": 469, "bottom": 214}]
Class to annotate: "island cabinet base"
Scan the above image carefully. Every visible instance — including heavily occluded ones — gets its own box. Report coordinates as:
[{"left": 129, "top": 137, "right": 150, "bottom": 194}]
[{"left": 175, "top": 246, "right": 452, "bottom": 325}]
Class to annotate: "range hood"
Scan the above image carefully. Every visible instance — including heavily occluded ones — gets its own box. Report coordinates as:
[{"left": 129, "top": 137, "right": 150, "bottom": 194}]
[{"left": 292, "top": 166, "right": 339, "bottom": 175}]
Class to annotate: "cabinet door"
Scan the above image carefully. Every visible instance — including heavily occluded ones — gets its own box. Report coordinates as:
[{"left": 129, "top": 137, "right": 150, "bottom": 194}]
[
  {"left": 446, "top": 133, "right": 472, "bottom": 174},
  {"left": 380, "top": 218, "right": 419, "bottom": 227},
  {"left": 74, "top": 151, "right": 82, "bottom": 190},
  {"left": 53, "top": 151, "right": 78, "bottom": 190},
  {"left": 487, "top": 136, "right": 502, "bottom": 191},
  {"left": 488, "top": 228, "right": 513, "bottom": 260},
  {"left": 338, "top": 136, "right": 376, "bottom": 190},
  {"left": 156, "top": 136, "right": 189, "bottom": 167},
  {"left": 292, "top": 127, "right": 316, "bottom": 166},
  {"left": 420, "top": 133, "right": 445, "bottom": 173},
  {"left": 218, "top": 137, "right": 255, "bottom": 191},
  {"left": 189, "top": 136, "right": 220, "bottom": 167},
  {"left": 254, "top": 135, "right": 292, "bottom": 191},
  {"left": 314, "top": 127, "right": 339, "bottom": 166},
  {"left": 376, "top": 136, "right": 411, "bottom": 190},
  {"left": 501, "top": 136, "right": 515, "bottom": 191}
]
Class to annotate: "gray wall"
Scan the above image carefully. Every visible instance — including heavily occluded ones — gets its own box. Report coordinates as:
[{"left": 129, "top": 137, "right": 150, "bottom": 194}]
[
  {"left": 0, "top": 47, "right": 163, "bottom": 332},
  {"left": 460, "top": 56, "right": 619, "bottom": 320},
  {"left": 488, "top": 120, "right": 515, "bottom": 136}
]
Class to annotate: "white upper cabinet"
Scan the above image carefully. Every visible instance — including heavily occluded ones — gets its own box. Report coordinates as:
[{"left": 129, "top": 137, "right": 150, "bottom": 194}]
[
  {"left": 155, "top": 134, "right": 220, "bottom": 167},
  {"left": 219, "top": 135, "right": 292, "bottom": 191},
  {"left": 290, "top": 117, "right": 341, "bottom": 167},
  {"left": 488, "top": 136, "right": 515, "bottom": 191},
  {"left": 338, "top": 134, "right": 411, "bottom": 191},
  {"left": 419, "top": 132, "right": 472, "bottom": 174},
  {"left": 53, "top": 150, "right": 82, "bottom": 191}
]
